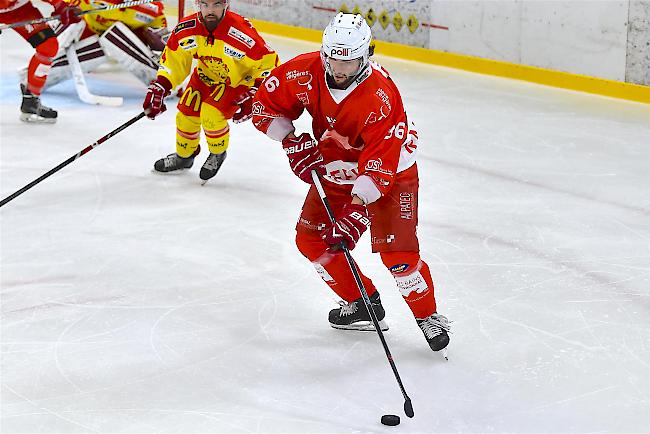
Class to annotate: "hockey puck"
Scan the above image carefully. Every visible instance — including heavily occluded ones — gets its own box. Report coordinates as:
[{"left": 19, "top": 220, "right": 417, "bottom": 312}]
[{"left": 381, "top": 414, "right": 400, "bottom": 426}]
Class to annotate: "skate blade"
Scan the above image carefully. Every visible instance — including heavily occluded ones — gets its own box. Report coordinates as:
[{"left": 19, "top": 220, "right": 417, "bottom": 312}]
[
  {"left": 440, "top": 348, "right": 449, "bottom": 361},
  {"left": 20, "top": 113, "right": 56, "bottom": 124},
  {"left": 150, "top": 168, "right": 191, "bottom": 175},
  {"left": 330, "top": 319, "right": 389, "bottom": 332}
]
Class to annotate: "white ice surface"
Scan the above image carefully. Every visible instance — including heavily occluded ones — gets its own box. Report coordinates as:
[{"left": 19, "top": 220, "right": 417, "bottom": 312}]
[{"left": 2, "top": 30, "right": 650, "bottom": 433}]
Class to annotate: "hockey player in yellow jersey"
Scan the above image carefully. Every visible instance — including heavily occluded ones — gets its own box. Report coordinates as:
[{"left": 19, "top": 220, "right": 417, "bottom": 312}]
[{"left": 142, "top": 0, "right": 279, "bottom": 183}]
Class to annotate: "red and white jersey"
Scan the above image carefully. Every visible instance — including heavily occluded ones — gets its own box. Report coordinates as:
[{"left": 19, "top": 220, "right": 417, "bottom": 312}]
[
  {"left": 252, "top": 51, "right": 418, "bottom": 202},
  {"left": 0, "top": 0, "right": 52, "bottom": 14}
]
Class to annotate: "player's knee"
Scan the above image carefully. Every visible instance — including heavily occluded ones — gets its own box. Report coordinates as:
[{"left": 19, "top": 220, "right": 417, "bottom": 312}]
[
  {"left": 295, "top": 231, "right": 325, "bottom": 261},
  {"left": 35, "top": 36, "right": 58, "bottom": 59},
  {"left": 380, "top": 251, "right": 421, "bottom": 275},
  {"left": 176, "top": 112, "right": 201, "bottom": 129}
]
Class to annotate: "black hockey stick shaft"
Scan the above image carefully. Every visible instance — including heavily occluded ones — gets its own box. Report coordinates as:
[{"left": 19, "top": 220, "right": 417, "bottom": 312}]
[
  {"left": 0, "top": 112, "right": 146, "bottom": 208},
  {"left": 310, "top": 170, "right": 415, "bottom": 418}
]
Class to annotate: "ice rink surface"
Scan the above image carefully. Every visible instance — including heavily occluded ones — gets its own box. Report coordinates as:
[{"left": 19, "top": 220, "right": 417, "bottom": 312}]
[{"left": 2, "top": 28, "right": 650, "bottom": 433}]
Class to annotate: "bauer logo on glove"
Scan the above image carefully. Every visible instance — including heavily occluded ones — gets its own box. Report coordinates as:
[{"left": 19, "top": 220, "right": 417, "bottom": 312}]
[
  {"left": 322, "top": 203, "right": 370, "bottom": 250},
  {"left": 283, "top": 137, "right": 318, "bottom": 155},
  {"left": 281, "top": 133, "right": 326, "bottom": 183}
]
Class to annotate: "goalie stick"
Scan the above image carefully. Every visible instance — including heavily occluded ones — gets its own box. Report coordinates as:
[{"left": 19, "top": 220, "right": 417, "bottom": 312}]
[
  {"left": 66, "top": 44, "right": 123, "bottom": 106},
  {"left": 0, "top": 112, "right": 146, "bottom": 208},
  {"left": 310, "top": 170, "right": 415, "bottom": 419},
  {"left": 0, "top": 0, "right": 155, "bottom": 32}
]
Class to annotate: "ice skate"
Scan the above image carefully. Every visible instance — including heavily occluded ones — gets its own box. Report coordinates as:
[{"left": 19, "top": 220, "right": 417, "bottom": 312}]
[
  {"left": 199, "top": 151, "right": 227, "bottom": 184},
  {"left": 417, "top": 313, "right": 450, "bottom": 358},
  {"left": 153, "top": 146, "right": 200, "bottom": 173},
  {"left": 329, "top": 291, "right": 388, "bottom": 331},
  {"left": 19, "top": 84, "right": 57, "bottom": 123}
]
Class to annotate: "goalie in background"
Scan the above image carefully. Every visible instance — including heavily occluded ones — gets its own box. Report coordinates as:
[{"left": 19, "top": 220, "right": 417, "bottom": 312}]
[
  {"left": 25, "top": 0, "right": 170, "bottom": 93},
  {"left": 0, "top": 0, "right": 81, "bottom": 123},
  {"left": 142, "top": 0, "right": 279, "bottom": 183}
]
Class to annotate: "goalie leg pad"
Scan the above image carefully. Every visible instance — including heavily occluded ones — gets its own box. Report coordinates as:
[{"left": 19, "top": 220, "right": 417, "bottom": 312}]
[
  {"left": 42, "top": 34, "right": 106, "bottom": 90},
  {"left": 99, "top": 22, "right": 159, "bottom": 85}
]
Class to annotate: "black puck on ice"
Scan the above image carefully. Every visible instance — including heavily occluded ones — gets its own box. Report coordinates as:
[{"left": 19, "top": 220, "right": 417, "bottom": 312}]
[{"left": 381, "top": 414, "right": 401, "bottom": 426}]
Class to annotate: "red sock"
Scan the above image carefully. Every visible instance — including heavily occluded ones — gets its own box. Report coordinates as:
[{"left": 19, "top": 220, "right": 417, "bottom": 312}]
[
  {"left": 381, "top": 251, "right": 437, "bottom": 318},
  {"left": 296, "top": 231, "right": 377, "bottom": 302},
  {"left": 27, "top": 37, "right": 58, "bottom": 96}
]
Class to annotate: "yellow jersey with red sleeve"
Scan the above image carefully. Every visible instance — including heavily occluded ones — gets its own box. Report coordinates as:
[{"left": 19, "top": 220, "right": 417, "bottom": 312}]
[
  {"left": 73, "top": 0, "right": 167, "bottom": 35},
  {"left": 157, "top": 11, "right": 279, "bottom": 92}
]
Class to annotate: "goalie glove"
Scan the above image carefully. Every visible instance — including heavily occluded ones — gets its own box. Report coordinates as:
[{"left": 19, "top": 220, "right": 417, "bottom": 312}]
[
  {"left": 322, "top": 203, "right": 370, "bottom": 251},
  {"left": 281, "top": 133, "right": 326, "bottom": 184}
]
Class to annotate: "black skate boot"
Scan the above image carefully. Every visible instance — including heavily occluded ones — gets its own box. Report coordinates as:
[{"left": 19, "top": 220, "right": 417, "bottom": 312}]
[
  {"left": 20, "top": 84, "right": 57, "bottom": 123},
  {"left": 329, "top": 291, "right": 388, "bottom": 331},
  {"left": 199, "top": 151, "right": 227, "bottom": 183},
  {"left": 153, "top": 146, "right": 200, "bottom": 173},
  {"left": 416, "top": 313, "right": 450, "bottom": 352}
]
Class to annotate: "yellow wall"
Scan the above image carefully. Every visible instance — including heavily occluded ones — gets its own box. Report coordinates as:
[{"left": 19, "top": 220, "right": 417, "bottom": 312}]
[{"left": 249, "top": 18, "right": 650, "bottom": 105}]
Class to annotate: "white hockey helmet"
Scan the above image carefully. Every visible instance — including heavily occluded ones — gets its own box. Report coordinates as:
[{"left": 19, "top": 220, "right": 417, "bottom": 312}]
[{"left": 321, "top": 13, "right": 373, "bottom": 81}]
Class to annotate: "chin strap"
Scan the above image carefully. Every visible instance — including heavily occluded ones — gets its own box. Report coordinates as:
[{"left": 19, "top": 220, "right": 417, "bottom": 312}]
[{"left": 325, "top": 64, "right": 371, "bottom": 90}]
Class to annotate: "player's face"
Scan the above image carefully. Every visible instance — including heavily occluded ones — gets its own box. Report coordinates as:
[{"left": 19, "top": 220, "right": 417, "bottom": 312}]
[
  {"left": 199, "top": 0, "right": 227, "bottom": 23},
  {"left": 328, "top": 57, "right": 362, "bottom": 86}
]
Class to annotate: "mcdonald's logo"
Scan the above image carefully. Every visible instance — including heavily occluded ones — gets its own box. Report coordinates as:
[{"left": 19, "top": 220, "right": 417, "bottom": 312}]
[{"left": 181, "top": 87, "right": 201, "bottom": 112}]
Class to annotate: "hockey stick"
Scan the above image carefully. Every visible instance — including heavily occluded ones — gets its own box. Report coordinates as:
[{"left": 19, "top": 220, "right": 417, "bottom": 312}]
[
  {"left": 0, "top": 0, "right": 154, "bottom": 32},
  {"left": 310, "top": 170, "right": 415, "bottom": 419},
  {"left": 0, "top": 112, "right": 146, "bottom": 208},
  {"left": 66, "top": 44, "right": 123, "bottom": 106}
]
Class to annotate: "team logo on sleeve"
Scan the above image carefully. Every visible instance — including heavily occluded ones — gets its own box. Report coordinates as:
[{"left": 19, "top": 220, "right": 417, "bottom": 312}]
[
  {"left": 227, "top": 27, "right": 255, "bottom": 48},
  {"left": 223, "top": 44, "right": 245, "bottom": 59}
]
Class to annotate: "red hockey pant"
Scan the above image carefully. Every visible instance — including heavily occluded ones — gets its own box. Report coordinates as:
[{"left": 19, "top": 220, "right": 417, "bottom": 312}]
[{"left": 295, "top": 164, "right": 438, "bottom": 319}]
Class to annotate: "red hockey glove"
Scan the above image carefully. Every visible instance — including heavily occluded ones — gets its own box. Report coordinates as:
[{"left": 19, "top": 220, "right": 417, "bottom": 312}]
[
  {"left": 281, "top": 133, "right": 326, "bottom": 184},
  {"left": 143, "top": 78, "right": 171, "bottom": 119},
  {"left": 232, "top": 88, "right": 256, "bottom": 124},
  {"left": 52, "top": 0, "right": 81, "bottom": 27},
  {"left": 322, "top": 203, "right": 370, "bottom": 251}
]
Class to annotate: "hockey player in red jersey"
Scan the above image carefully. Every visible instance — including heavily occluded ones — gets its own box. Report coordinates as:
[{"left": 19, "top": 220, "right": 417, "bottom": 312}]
[
  {"left": 252, "top": 13, "right": 450, "bottom": 353},
  {"left": 143, "top": 0, "right": 278, "bottom": 182},
  {"left": 0, "top": 0, "right": 81, "bottom": 122}
]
